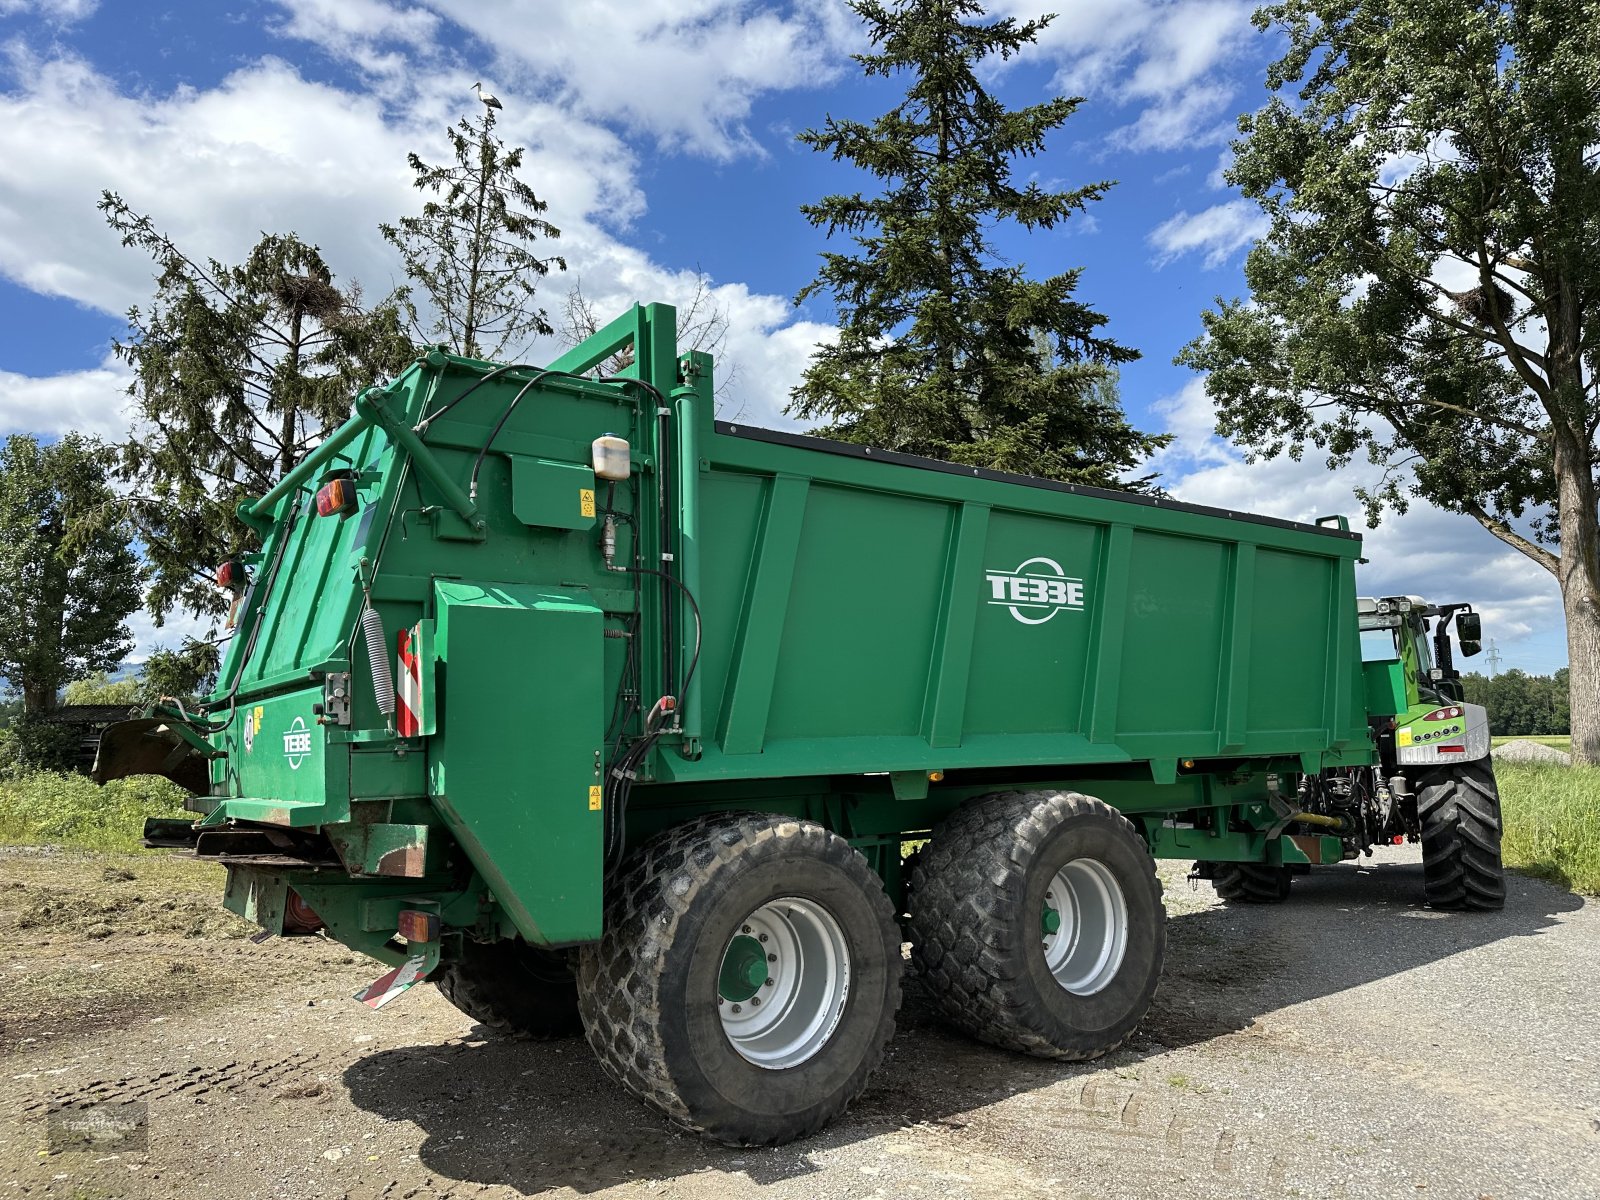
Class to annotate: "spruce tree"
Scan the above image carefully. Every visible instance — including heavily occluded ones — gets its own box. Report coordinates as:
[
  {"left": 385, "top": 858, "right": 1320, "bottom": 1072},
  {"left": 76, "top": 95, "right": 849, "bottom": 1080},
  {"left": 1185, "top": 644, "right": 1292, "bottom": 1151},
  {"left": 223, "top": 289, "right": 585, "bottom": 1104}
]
[
  {"left": 791, "top": 0, "right": 1165, "bottom": 488},
  {"left": 383, "top": 101, "right": 565, "bottom": 361},
  {"left": 101, "top": 195, "right": 414, "bottom": 622}
]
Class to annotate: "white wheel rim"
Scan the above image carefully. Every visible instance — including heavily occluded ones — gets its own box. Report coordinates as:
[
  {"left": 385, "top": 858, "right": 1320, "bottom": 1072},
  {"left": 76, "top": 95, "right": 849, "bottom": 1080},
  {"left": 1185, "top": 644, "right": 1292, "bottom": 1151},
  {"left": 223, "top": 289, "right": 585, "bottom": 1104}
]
[
  {"left": 1041, "top": 858, "right": 1129, "bottom": 996},
  {"left": 717, "top": 897, "right": 850, "bottom": 1069}
]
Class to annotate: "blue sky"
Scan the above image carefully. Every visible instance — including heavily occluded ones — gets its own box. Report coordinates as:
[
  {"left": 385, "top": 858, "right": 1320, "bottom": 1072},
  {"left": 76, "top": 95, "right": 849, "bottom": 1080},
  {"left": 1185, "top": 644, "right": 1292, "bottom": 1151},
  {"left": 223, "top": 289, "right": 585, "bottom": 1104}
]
[{"left": 0, "top": 0, "right": 1569, "bottom": 674}]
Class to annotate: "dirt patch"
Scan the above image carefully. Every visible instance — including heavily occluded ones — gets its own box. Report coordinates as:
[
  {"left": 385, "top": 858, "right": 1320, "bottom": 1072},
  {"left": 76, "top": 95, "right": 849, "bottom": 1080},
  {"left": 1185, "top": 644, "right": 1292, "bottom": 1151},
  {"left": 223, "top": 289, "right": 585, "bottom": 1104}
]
[
  {"left": 0, "top": 847, "right": 354, "bottom": 1053},
  {"left": 2, "top": 847, "right": 1598, "bottom": 1200}
]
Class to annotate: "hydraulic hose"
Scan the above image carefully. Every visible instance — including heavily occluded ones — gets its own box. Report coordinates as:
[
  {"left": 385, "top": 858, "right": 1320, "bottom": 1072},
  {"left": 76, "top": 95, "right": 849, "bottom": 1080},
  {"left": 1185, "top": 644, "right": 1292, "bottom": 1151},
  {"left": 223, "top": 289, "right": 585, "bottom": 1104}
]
[{"left": 1290, "top": 810, "right": 1349, "bottom": 832}]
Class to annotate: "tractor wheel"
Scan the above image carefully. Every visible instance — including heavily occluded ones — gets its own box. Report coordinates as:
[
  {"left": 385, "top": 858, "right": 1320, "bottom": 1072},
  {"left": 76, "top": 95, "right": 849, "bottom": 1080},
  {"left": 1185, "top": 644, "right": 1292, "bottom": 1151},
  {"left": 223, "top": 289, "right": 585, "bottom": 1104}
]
[
  {"left": 1211, "top": 862, "right": 1293, "bottom": 904},
  {"left": 909, "top": 791, "right": 1165, "bottom": 1061},
  {"left": 1417, "top": 758, "right": 1505, "bottom": 911},
  {"left": 435, "top": 937, "right": 582, "bottom": 1038},
  {"left": 576, "top": 813, "right": 902, "bottom": 1146}
]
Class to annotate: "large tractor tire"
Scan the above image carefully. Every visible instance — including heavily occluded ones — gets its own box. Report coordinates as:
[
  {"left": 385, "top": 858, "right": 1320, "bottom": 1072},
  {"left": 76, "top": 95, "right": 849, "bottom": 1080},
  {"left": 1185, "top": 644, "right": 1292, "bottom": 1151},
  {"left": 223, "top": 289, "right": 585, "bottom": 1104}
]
[
  {"left": 1211, "top": 862, "right": 1293, "bottom": 904},
  {"left": 435, "top": 937, "right": 583, "bottom": 1038},
  {"left": 909, "top": 791, "right": 1165, "bottom": 1061},
  {"left": 1417, "top": 758, "right": 1505, "bottom": 911},
  {"left": 576, "top": 813, "right": 902, "bottom": 1146}
]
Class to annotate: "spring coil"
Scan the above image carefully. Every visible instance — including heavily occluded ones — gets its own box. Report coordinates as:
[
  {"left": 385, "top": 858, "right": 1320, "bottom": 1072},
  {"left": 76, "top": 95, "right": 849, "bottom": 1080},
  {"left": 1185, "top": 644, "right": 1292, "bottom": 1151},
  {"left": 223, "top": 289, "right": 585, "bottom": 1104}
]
[{"left": 361, "top": 602, "right": 396, "bottom": 716}]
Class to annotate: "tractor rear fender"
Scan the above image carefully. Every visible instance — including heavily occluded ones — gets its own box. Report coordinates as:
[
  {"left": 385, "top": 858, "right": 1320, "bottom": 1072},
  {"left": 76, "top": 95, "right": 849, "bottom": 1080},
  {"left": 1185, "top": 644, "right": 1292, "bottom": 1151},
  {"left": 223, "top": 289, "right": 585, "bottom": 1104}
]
[{"left": 1395, "top": 702, "right": 1492, "bottom": 767}]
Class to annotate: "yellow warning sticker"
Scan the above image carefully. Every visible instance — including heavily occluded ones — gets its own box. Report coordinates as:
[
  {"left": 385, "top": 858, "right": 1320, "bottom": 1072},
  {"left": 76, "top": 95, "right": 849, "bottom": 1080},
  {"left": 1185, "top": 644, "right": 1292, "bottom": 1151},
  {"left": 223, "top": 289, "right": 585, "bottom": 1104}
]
[
  {"left": 1396, "top": 727, "right": 1414, "bottom": 747},
  {"left": 253, "top": 706, "right": 264, "bottom": 734},
  {"left": 580, "top": 488, "right": 596, "bottom": 518},
  {"left": 588, "top": 785, "right": 603, "bottom": 811}
]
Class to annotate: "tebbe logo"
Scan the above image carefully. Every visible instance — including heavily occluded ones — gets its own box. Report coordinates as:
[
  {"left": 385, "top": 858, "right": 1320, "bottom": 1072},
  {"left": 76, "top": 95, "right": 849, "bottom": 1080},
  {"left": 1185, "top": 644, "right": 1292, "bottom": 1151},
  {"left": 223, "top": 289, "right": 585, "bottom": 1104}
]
[
  {"left": 984, "top": 557, "right": 1086, "bottom": 625},
  {"left": 283, "top": 716, "right": 312, "bottom": 770}
]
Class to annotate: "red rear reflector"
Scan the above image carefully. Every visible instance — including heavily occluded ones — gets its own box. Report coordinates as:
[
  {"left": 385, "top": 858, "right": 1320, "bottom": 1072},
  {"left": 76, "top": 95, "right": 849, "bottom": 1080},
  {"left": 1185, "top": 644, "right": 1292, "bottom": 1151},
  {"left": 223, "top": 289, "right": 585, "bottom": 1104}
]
[
  {"left": 1392, "top": 835, "right": 1404, "bottom": 845},
  {"left": 397, "top": 910, "right": 439, "bottom": 943},
  {"left": 1437, "top": 745, "right": 1466, "bottom": 754},
  {"left": 315, "top": 478, "right": 358, "bottom": 517},
  {"left": 215, "top": 560, "right": 242, "bottom": 589}
]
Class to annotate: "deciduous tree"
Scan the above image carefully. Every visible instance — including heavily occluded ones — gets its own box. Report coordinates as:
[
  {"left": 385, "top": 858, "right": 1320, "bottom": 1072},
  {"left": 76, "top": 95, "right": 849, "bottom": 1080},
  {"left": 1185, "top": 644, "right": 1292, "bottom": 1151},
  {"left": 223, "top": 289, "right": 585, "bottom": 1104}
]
[
  {"left": 1180, "top": 1, "right": 1600, "bottom": 762},
  {"left": 0, "top": 434, "right": 141, "bottom": 714}
]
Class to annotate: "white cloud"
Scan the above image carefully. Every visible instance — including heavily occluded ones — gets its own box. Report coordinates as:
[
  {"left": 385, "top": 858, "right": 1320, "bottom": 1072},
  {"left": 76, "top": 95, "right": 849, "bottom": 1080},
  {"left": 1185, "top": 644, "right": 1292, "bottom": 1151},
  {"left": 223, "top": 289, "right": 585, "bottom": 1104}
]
[
  {"left": 1148, "top": 199, "right": 1266, "bottom": 267},
  {"left": 272, "top": 0, "right": 860, "bottom": 160},
  {"left": 1005, "top": 0, "right": 1256, "bottom": 154},
  {"left": 268, "top": 0, "right": 441, "bottom": 80},
  {"left": 0, "top": 49, "right": 642, "bottom": 318},
  {"left": 0, "top": 33, "right": 841, "bottom": 663},
  {"left": 0, "top": 355, "right": 129, "bottom": 439},
  {"left": 1152, "top": 377, "right": 1566, "bottom": 669},
  {"left": 0, "top": 0, "right": 96, "bottom": 22}
]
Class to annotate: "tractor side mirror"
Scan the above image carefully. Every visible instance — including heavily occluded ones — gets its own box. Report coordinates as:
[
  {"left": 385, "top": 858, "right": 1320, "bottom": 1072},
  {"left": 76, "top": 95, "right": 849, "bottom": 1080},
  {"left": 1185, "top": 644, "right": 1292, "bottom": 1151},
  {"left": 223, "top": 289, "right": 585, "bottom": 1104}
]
[{"left": 1457, "top": 611, "right": 1482, "bottom": 656}]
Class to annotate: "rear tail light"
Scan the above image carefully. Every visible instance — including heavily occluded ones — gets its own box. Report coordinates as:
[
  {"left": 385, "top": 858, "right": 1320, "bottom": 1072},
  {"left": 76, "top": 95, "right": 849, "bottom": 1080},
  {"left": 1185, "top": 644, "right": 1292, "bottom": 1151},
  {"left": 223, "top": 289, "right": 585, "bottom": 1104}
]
[
  {"left": 215, "top": 559, "right": 244, "bottom": 590},
  {"left": 1423, "top": 706, "right": 1464, "bottom": 721},
  {"left": 315, "top": 474, "right": 359, "bottom": 518},
  {"left": 1437, "top": 745, "right": 1466, "bottom": 754},
  {"left": 283, "top": 890, "right": 324, "bottom": 934},
  {"left": 397, "top": 909, "right": 439, "bottom": 943}
]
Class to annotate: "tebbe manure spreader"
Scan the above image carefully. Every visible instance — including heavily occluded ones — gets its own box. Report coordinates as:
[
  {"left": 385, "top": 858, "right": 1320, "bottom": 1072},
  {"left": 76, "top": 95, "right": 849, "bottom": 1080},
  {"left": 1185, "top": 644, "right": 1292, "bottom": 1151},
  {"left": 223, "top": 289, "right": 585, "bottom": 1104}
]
[{"left": 101, "top": 302, "right": 1503, "bottom": 1145}]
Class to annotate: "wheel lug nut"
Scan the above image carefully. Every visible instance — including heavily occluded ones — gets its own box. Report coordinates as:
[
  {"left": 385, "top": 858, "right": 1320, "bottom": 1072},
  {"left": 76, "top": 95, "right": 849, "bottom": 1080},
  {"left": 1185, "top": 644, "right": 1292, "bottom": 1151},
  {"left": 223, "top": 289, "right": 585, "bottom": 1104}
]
[
  {"left": 731, "top": 1004, "right": 741, "bottom": 1013},
  {"left": 751, "top": 997, "right": 761, "bottom": 1006},
  {"left": 718, "top": 997, "right": 724, "bottom": 1005},
  {"left": 764, "top": 978, "right": 774, "bottom": 987},
  {"left": 758, "top": 933, "right": 768, "bottom": 942},
  {"left": 742, "top": 925, "right": 752, "bottom": 934},
  {"left": 767, "top": 953, "right": 776, "bottom": 962}
]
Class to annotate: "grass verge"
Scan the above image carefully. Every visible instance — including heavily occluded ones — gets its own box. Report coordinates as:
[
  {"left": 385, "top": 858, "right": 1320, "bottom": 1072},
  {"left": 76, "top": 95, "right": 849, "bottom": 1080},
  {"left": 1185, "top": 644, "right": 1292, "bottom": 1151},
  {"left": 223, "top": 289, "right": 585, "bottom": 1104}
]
[
  {"left": 1496, "top": 761, "right": 1600, "bottom": 894},
  {"left": 0, "top": 771, "right": 190, "bottom": 852}
]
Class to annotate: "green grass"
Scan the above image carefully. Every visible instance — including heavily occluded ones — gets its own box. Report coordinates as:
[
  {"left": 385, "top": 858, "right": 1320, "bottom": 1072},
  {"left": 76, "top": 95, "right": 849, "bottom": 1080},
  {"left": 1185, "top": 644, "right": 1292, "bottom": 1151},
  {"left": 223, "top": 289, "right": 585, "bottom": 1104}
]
[
  {"left": 0, "top": 771, "right": 191, "bottom": 852},
  {"left": 1492, "top": 735, "right": 1572, "bottom": 754},
  {"left": 1496, "top": 761, "right": 1600, "bottom": 894}
]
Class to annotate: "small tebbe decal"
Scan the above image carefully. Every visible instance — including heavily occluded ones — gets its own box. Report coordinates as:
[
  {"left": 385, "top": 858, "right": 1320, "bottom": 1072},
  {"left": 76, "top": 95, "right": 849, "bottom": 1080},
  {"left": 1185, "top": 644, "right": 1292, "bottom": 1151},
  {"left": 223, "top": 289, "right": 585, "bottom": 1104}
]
[{"left": 283, "top": 716, "right": 312, "bottom": 769}]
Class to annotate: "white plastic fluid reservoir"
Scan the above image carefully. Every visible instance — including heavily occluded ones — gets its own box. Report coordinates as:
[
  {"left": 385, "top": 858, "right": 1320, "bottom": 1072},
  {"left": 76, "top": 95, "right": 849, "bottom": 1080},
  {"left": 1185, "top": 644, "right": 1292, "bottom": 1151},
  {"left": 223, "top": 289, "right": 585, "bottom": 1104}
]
[{"left": 592, "top": 434, "right": 631, "bottom": 481}]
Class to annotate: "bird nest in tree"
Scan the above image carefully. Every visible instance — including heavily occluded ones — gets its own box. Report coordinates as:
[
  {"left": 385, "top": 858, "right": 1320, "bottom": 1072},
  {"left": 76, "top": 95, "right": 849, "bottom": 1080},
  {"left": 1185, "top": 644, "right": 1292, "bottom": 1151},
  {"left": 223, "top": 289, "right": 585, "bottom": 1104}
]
[
  {"left": 270, "top": 273, "right": 346, "bottom": 322},
  {"left": 1449, "top": 282, "right": 1514, "bottom": 327}
]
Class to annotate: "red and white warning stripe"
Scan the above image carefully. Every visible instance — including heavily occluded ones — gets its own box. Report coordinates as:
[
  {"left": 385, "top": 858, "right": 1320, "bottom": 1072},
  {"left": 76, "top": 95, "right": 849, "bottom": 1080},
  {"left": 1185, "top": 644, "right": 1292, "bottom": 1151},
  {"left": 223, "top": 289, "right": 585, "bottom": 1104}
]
[{"left": 397, "top": 625, "right": 422, "bottom": 737}]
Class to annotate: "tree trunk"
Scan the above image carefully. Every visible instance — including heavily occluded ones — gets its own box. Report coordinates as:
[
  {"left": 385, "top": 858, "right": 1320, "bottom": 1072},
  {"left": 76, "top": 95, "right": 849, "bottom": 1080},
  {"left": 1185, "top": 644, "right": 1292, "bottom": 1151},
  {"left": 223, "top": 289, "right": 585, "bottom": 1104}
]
[
  {"left": 280, "top": 304, "right": 303, "bottom": 479},
  {"left": 1554, "top": 431, "right": 1600, "bottom": 765}
]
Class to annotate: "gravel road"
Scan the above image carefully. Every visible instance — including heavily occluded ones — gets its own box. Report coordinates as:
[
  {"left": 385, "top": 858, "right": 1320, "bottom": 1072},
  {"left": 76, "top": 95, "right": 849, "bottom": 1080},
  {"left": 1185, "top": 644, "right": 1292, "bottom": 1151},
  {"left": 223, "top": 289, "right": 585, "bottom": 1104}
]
[{"left": 6, "top": 846, "right": 1599, "bottom": 1200}]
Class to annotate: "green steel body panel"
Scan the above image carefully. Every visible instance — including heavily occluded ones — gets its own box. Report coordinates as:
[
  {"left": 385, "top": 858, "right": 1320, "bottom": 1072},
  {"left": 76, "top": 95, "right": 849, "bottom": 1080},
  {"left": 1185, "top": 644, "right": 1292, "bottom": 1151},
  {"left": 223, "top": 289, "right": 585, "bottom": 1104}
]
[
  {"left": 429, "top": 580, "right": 606, "bottom": 945},
  {"left": 171, "top": 303, "right": 1375, "bottom": 961}
]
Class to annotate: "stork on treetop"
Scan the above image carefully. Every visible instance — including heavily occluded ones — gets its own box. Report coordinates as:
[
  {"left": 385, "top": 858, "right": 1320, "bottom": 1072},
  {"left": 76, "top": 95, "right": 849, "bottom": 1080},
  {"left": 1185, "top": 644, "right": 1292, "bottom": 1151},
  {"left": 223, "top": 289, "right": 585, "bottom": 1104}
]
[{"left": 473, "top": 81, "right": 503, "bottom": 111}]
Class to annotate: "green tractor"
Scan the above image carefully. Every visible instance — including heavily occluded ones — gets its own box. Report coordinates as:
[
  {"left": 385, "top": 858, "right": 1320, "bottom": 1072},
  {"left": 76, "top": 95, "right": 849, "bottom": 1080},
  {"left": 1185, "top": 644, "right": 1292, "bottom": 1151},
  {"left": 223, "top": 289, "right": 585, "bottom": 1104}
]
[{"left": 1199, "top": 595, "right": 1503, "bottom": 909}]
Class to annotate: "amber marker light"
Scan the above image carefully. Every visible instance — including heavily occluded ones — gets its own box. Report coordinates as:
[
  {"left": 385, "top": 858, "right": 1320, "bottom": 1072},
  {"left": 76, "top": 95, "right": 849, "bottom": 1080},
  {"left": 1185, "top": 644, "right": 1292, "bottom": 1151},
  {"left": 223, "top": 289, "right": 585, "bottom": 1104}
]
[{"left": 397, "top": 910, "right": 439, "bottom": 943}]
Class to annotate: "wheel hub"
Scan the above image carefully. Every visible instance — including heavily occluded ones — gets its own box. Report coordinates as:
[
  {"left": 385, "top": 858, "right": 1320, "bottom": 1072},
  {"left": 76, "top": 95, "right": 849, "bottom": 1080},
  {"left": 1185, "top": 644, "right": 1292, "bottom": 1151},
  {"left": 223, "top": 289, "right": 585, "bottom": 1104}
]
[
  {"left": 717, "top": 897, "right": 850, "bottom": 1070},
  {"left": 1040, "top": 857, "right": 1130, "bottom": 996},
  {"left": 718, "top": 935, "right": 769, "bottom": 1003}
]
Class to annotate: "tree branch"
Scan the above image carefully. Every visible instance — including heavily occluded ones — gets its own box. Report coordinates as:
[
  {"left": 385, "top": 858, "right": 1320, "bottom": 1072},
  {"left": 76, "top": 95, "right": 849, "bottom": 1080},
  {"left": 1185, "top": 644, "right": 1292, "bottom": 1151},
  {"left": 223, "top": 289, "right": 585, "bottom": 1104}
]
[{"left": 1461, "top": 498, "right": 1560, "bottom": 576}]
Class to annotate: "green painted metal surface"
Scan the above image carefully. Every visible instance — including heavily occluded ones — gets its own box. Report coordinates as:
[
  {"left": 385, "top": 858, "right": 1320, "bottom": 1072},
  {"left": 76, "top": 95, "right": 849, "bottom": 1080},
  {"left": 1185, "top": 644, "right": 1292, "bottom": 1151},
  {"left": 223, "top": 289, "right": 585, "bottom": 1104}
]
[
  {"left": 429, "top": 580, "right": 606, "bottom": 945},
  {"left": 180, "top": 302, "right": 1377, "bottom": 959}
]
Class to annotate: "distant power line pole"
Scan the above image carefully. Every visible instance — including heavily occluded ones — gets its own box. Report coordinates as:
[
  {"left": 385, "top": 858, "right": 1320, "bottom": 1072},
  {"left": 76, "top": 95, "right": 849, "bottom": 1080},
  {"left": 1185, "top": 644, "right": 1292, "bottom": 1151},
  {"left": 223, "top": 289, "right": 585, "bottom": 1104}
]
[{"left": 1485, "top": 638, "right": 1503, "bottom": 676}]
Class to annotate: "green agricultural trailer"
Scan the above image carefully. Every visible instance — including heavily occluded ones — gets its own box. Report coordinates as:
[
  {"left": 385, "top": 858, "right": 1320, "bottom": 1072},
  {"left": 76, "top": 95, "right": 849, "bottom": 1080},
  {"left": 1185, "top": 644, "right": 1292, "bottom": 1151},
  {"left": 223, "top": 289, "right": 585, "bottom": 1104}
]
[{"left": 104, "top": 302, "right": 1504, "bottom": 1146}]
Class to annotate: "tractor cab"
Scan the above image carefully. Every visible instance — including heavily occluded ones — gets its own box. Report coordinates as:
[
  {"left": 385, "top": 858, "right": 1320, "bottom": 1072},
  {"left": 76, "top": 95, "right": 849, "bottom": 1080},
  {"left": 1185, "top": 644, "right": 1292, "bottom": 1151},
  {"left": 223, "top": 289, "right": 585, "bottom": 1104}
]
[{"left": 1357, "top": 594, "right": 1482, "bottom": 709}]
